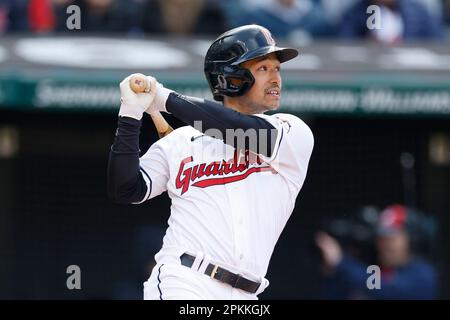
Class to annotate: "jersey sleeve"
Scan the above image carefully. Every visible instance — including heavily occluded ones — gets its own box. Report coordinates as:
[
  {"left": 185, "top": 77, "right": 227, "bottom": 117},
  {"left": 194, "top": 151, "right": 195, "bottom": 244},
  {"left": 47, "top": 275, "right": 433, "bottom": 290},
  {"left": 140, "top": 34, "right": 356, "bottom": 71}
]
[
  {"left": 135, "top": 140, "right": 170, "bottom": 203},
  {"left": 255, "top": 113, "right": 314, "bottom": 194},
  {"left": 165, "top": 93, "right": 277, "bottom": 157}
]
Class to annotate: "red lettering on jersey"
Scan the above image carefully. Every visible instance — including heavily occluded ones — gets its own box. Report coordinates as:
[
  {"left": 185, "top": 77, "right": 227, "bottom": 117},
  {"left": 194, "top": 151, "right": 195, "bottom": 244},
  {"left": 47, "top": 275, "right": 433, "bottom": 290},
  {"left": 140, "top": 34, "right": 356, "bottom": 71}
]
[
  {"left": 175, "top": 156, "right": 193, "bottom": 194},
  {"left": 192, "top": 166, "right": 274, "bottom": 189},
  {"left": 175, "top": 150, "right": 276, "bottom": 195}
]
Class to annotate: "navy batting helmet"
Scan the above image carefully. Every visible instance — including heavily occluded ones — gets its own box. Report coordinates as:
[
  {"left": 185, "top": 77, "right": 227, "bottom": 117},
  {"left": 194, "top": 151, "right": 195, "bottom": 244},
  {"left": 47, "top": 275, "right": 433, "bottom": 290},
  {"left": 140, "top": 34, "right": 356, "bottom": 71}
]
[{"left": 204, "top": 25, "right": 299, "bottom": 101}]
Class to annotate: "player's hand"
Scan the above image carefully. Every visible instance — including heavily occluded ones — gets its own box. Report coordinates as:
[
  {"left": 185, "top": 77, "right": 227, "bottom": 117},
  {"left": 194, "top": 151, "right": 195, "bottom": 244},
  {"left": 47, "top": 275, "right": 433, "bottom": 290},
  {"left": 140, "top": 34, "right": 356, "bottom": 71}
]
[
  {"left": 119, "top": 73, "right": 157, "bottom": 120},
  {"left": 315, "top": 232, "right": 343, "bottom": 269},
  {"left": 145, "top": 79, "right": 174, "bottom": 115}
]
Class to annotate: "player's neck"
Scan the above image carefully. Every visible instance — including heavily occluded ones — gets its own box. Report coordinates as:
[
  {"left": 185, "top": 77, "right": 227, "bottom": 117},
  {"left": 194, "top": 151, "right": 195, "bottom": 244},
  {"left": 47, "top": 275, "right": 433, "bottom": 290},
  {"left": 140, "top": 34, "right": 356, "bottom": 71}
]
[
  {"left": 223, "top": 97, "right": 262, "bottom": 115},
  {"left": 223, "top": 101, "right": 249, "bottom": 114}
]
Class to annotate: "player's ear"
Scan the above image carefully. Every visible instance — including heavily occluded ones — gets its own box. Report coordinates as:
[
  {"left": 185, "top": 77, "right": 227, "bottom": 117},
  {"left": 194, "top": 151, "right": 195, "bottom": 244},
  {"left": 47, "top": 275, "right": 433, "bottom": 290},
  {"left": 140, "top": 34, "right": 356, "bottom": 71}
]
[{"left": 228, "top": 77, "right": 243, "bottom": 87}]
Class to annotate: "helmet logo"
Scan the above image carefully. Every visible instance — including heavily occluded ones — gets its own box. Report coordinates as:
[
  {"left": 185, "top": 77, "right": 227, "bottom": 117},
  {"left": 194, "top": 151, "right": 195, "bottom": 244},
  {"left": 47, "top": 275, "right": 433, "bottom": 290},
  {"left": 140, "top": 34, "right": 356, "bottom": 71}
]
[
  {"left": 261, "top": 28, "right": 276, "bottom": 46},
  {"left": 217, "top": 75, "right": 227, "bottom": 89}
]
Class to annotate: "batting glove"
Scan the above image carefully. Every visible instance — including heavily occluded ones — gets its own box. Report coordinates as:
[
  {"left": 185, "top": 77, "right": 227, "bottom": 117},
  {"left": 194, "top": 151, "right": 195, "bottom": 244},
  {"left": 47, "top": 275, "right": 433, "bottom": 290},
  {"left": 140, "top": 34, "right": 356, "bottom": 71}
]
[
  {"left": 119, "top": 74, "right": 157, "bottom": 120},
  {"left": 145, "top": 79, "right": 173, "bottom": 115}
]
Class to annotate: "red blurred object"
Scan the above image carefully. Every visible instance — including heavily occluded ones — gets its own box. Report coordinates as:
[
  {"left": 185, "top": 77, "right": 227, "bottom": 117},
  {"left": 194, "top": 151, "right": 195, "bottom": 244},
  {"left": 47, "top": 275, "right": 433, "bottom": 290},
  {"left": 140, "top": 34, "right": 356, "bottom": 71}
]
[
  {"left": 0, "top": 6, "right": 7, "bottom": 33},
  {"left": 28, "top": 0, "right": 55, "bottom": 33},
  {"left": 377, "top": 204, "right": 408, "bottom": 234}
]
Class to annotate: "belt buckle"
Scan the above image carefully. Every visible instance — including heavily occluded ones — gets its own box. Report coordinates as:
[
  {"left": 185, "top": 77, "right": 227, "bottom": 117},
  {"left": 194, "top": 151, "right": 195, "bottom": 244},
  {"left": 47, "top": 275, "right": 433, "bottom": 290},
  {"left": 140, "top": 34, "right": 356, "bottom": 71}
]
[{"left": 210, "top": 265, "right": 219, "bottom": 279}]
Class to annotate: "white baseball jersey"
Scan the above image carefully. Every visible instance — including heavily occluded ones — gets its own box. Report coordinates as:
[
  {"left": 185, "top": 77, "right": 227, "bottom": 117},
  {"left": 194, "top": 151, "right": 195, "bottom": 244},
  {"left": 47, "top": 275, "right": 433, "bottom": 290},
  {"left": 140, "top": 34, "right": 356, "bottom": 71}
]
[{"left": 139, "top": 113, "right": 314, "bottom": 289}]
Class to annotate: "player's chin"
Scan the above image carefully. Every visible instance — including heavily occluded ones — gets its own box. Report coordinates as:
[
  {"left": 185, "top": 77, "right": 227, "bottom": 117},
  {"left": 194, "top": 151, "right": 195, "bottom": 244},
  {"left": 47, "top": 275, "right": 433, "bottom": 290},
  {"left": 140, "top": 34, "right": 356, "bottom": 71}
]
[
  {"left": 265, "top": 100, "right": 280, "bottom": 111},
  {"left": 264, "top": 95, "right": 280, "bottom": 109}
]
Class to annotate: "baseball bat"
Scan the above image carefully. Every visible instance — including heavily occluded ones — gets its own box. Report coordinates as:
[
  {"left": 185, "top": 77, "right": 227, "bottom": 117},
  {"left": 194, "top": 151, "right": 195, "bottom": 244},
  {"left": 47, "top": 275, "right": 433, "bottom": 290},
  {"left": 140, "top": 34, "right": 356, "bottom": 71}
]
[{"left": 129, "top": 74, "right": 174, "bottom": 138}]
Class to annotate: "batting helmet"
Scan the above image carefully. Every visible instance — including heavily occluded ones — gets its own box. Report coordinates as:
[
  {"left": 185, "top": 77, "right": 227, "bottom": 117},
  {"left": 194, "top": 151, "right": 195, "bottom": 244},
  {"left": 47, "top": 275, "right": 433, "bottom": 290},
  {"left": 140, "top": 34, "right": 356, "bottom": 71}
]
[{"left": 204, "top": 24, "right": 299, "bottom": 101}]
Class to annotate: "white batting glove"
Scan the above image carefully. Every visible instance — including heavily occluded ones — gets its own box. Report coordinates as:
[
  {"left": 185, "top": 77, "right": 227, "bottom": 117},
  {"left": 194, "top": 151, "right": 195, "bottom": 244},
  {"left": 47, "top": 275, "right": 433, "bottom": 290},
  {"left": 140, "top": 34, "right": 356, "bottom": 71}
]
[
  {"left": 145, "top": 79, "right": 174, "bottom": 115},
  {"left": 119, "top": 74, "right": 157, "bottom": 120}
]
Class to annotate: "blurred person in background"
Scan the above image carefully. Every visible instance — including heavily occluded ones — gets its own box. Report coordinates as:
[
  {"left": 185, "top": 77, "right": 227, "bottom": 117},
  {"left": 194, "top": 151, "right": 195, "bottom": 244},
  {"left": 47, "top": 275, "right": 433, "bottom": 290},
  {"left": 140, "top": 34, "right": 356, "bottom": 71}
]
[
  {"left": 236, "top": 0, "right": 333, "bottom": 41},
  {"left": 315, "top": 204, "right": 438, "bottom": 299},
  {"left": 444, "top": 0, "right": 450, "bottom": 32},
  {"left": 339, "top": 0, "right": 443, "bottom": 43},
  {"left": 420, "top": 0, "right": 444, "bottom": 20},
  {"left": 28, "top": 0, "right": 55, "bottom": 32},
  {"left": 320, "top": 0, "right": 359, "bottom": 35},
  {"left": 0, "top": 0, "right": 30, "bottom": 34},
  {"left": 0, "top": 0, "right": 10, "bottom": 33},
  {"left": 1, "top": 0, "right": 143, "bottom": 34},
  {"left": 142, "top": 0, "right": 227, "bottom": 36},
  {"left": 53, "top": 0, "right": 141, "bottom": 33},
  {"left": 0, "top": 0, "right": 144, "bottom": 33}
]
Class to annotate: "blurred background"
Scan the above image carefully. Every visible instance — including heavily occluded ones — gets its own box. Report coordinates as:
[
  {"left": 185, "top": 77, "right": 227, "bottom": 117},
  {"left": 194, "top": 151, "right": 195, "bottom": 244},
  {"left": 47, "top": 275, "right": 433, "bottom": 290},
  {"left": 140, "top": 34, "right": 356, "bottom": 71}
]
[{"left": 0, "top": 0, "right": 450, "bottom": 299}]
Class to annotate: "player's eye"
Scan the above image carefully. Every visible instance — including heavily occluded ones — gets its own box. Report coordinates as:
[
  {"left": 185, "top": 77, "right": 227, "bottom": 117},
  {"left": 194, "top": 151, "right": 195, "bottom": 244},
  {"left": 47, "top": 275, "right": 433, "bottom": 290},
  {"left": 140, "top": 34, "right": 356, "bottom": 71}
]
[{"left": 258, "top": 65, "right": 268, "bottom": 71}]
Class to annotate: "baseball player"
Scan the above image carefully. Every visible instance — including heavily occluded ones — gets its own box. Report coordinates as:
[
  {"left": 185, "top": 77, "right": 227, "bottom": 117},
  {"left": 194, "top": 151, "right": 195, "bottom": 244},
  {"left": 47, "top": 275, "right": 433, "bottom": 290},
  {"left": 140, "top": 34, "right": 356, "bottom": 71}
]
[{"left": 107, "top": 25, "right": 314, "bottom": 300}]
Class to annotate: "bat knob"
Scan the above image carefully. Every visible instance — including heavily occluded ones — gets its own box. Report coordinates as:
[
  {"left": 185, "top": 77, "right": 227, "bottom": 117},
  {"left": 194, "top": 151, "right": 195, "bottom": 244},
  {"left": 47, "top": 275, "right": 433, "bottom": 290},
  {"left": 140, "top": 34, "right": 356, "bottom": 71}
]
[{"left": 129, "top": 74, "right": 149, "bottom": 93}]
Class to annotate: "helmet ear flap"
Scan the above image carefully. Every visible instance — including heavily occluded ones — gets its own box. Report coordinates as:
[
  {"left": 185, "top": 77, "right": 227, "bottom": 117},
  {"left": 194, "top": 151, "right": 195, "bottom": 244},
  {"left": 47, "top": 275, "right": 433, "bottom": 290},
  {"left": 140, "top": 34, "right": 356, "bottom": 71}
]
[{"left": 214, "top": 66, "right": 254, "bottom": 100}]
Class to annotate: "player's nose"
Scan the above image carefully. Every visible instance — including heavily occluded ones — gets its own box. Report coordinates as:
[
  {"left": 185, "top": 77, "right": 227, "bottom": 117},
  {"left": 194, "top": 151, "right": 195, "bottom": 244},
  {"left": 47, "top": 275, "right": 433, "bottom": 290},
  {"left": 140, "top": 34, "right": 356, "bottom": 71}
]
[{"left": 269, "top": 70, "right": 281, "bottom": 87}]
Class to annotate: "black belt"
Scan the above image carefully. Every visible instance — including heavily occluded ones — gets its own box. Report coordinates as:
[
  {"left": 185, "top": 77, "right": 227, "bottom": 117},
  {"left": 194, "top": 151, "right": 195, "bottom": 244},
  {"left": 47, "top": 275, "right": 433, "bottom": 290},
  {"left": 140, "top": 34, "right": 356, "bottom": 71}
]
[{"left": 180, "top": 253, "right": 261, "bottom": 294}]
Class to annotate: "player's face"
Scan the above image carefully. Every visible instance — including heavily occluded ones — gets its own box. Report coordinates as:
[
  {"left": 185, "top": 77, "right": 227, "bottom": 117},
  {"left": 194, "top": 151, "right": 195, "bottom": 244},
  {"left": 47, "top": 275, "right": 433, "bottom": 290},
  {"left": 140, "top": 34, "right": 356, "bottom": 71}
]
[
  {"left": 240, "top": 53, "right": 282, "bottom": 113},
  {"left": 376, "top": 230, "right": 410, "bottom": 268}
]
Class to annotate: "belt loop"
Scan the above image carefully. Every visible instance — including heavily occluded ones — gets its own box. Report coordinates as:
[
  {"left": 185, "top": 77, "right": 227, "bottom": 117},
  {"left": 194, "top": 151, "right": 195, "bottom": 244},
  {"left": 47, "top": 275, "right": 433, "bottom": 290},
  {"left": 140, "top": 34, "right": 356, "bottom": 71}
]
[
  {"left": 198, "top": 254, "right": 211, "bottom": 274},
  {"left": 191, "top": 251, "right": 204, "bottom": 271},
  {"left": 255, "top": 277, "right": 269, "bottom": 295}
]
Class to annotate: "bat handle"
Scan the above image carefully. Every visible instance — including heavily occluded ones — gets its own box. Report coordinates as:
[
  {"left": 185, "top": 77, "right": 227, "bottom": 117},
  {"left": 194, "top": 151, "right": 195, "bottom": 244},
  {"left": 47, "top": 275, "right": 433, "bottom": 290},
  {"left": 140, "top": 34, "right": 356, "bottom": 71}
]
[
  {"left": 149, "top": 112, "right": 174, "bottom": 138},
  {"left": 128, "top": 74, "right": 173, "bottom": 138}
]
